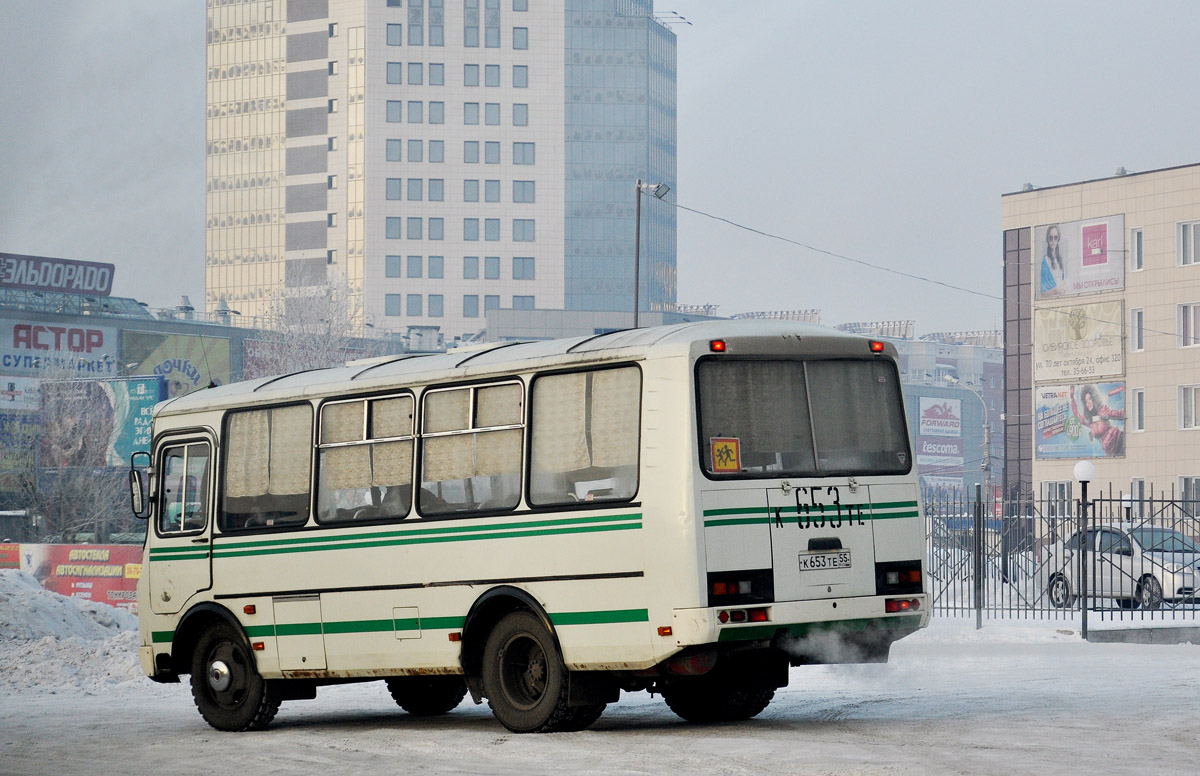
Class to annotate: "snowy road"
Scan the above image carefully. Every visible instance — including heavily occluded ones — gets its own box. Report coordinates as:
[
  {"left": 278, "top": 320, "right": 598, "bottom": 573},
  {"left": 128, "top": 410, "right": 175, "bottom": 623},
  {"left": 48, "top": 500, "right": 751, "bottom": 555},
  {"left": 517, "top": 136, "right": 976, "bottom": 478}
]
[{"left": 3, "top": 618, "right": 1199, "bottom": 775}]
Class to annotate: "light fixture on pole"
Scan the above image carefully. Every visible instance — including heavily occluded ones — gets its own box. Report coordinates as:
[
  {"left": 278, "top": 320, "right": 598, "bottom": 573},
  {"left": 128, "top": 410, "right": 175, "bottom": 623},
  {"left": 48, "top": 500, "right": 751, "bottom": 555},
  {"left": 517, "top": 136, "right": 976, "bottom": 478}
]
[{"left": 633, "top": 179, "right": 670, "bottom": 329}]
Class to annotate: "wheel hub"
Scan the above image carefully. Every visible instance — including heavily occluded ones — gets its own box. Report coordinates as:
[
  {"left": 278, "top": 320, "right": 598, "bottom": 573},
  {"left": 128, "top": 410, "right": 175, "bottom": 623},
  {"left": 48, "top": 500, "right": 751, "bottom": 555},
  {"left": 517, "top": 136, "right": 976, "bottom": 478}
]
[{"left": 208, "top": 660, "right": 232, "bottom": 692}]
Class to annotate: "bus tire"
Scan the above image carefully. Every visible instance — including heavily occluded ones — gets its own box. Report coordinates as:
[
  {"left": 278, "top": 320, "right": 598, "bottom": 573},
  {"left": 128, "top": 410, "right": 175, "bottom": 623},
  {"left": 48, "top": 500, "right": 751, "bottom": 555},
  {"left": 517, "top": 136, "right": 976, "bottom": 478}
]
[
  {"left": 481, "top": 610, "right": 604, "bottom": 733},
  {"left": 386, "top": 676, "right": 468, "bottom": 716},
  {"left": 190, "top": 622, "right": 281, "bottom": 731},
  {"left": 662, "top": 675, "right": 775, "bottom": 723}
]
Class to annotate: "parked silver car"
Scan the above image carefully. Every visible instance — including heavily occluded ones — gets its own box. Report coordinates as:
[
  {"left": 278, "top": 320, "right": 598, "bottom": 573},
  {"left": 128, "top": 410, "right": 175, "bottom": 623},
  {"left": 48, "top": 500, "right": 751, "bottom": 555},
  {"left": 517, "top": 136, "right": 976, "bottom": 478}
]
[{"left": 1046, "top": 525, "right": 1200, "bottom": 609}]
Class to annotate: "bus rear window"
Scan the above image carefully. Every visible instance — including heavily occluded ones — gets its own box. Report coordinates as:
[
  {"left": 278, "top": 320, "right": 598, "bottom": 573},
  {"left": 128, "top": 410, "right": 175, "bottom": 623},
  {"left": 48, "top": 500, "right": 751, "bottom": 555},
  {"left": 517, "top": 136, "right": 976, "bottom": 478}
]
[{"left": 696, "top": 359, "right": 910, "bottom": 478}]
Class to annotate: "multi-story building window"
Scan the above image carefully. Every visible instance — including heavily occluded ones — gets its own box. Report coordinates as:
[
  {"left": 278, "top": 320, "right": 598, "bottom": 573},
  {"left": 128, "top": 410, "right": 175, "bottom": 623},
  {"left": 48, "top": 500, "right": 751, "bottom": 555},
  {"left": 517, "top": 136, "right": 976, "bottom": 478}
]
[
  {"left": 464, "top": 218, "right": 479, "bottom": 241},
  {"left": 407, "top": 255, "right": 423, "bottom": 278},
  {"left": 485, "top": 0, "right": 500, "bottom": 47},
  {"left": 1182, "top": 476, "right": 1200, "bottom": 502},
  {"left": 513, "top": 103, "right": 528, "bottom": 126},
  {"left": 484, "top": 179, "right": 500, "bottom": 202},
  {"left": 429, "top": 256, "right": 444, "bottom": 278},
  {"left": 513, "top": 65, "right": 528, "bottom": 88},
  {"left": 484, "top": 294, "right": 500, "bottom": 311},
  {"left": 386, "top": 255, "right": 402, "bottom": 277},
  {"left": 464, "top": 0, "right": 479, "bottom": 47},
  {"left": 430, "top": 0, "right": 445, "bottom": 45},
  {"left": 387, "top": 62, "right": 402, "bottom": 84},
  {"left": 1130, "top": 388, "right": 1145, "bottom": 432},
  {"left": 386, "top": 217, "right": 402, "bottom": 239},
  {"left": 385, "top": 294, "right": 402, "bottom": 316},
  {"left": 464, "top": 64, "right": 479, "bottom": 86},
  {"left": 407, "top": 217, "right": 423, "bottom": 239},
  {"left": 514, "top": 27, "right": 528, "bottom": 49},
  {"left": 513, "top": 295, "right": 534, "bottom": 310},
  {"left": 464, "top": 179, "right": 480, "bottom": 202},
  {"left": 464, "top": 102, "right": 480, "bottom": 125},
  {"left": 386, "top": 178, "right": 402, "bottom": 200},
  {"left": 408, "top": 140, "right": 423, "bottom": 162},
  {"left": 485, "top": 102, "right": 500, "bottom": 125},
  {"left": 429, "top": 218, "right": 444, "bottom": 240},
  {"left": 430, "top": 101, "right": 445, "bottom": 124},
  {"left": 513, "top": 257, "right": 535, "bottom": 279},
  {"left": 387, "top": 24, "right": 402, "bottom": 46},
  {"left": 387, "top": 100, "right": 403, "bottom": 123},
  {"left": 463, "top": 294, "right": 479, "bottom": 317},
  {"left": 429, "top": 140, "right": 444, "bottom": 162},
  {"left": 408, "top": 178, "right": 424, "bottom": 201},
  {"left": 484, "top": 218, "right": 500, "bottom": 241},
  {"left": 485, "top": 141, "right": 500, "bottom": 164},
  {"left": 513, "top": 218, "right": 535, "bottom": 241},
  {"left": 430, "top": 63, "right": 445, "bottom": 85},
  {"left": 407, "top": 294, "right": 423, "bottom": 316},
  {"left": 1180, "top": 384, "right": 1200, "bottom": 429},
  {"left": 408, "top": 101, "right": 423, "bottom": 123},
  {"left": 408, "top": 0, "right": 424, "bottom": 45},
  {"left": 1180, "top": 303, "right": 1200, "bottom": 347},
  {"left": 465, "top": 141, "right": 479, "bottom": 163},
  {"left": 409, "top": 62, "right": 423, "bottom": 85},
  {"left": 513, "top": 142, "right": 534, "bottom": 164},
  {"left": 463, "top": 256, "right": 479, "bottom": 279},
  {"left": 1130, "top": 307, "right": 1144, "bottom": 352},
  {"left": 429, "top": 294, "right": 444, "bottom": 317},
  {"left": 485, "top": 64, "right": 500, "bottom": 87},
  {"left": 1180, "top": 221, "right": 1200, "bottom": 265},
  {"left": 1130, "top": 227, "right": 1143, "bottom": 271},
  {"left": 429, "top": 179, "right": 444, "bottom": 201},
  {"left": 484, "top": 256, "right": 500, "bottom": 279},
  {"left": 513, "top": 180, "right": 534, "bottom": 202}
]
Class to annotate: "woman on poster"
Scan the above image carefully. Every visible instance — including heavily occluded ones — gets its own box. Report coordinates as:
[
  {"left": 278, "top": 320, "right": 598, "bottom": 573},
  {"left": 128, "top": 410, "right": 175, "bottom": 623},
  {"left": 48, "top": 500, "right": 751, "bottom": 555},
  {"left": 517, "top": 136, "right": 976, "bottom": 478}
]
[
  {"left": 1071, "top": 384, "right": 1124, "bottom": 457},
  {"left": 1039, "top": 224, "right": 1067, "bottom": 297}
]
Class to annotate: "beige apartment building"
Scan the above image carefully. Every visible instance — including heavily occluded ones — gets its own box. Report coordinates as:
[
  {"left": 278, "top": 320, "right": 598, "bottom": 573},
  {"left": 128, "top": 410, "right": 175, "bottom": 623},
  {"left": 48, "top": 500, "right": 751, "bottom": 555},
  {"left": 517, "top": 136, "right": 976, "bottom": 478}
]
[{"left": 1002, "top": 163, "right": 1200, "bottom": 507}]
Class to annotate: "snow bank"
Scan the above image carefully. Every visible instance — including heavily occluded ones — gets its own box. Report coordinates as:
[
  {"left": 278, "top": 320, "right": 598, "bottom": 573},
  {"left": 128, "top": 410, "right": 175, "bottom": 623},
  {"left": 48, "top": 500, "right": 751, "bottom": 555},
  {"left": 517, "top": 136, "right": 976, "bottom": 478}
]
[{"left": 0, "top": 569, "right": 143, "bottom": 694}]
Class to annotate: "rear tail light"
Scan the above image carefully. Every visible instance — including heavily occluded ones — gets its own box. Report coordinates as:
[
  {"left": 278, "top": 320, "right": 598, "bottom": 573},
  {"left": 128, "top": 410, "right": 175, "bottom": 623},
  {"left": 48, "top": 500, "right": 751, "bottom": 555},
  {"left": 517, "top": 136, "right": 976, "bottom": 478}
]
[
  {"left": 717, "top": 607, "right": 771, "bottom": 625},
  {"left": 876, "top": 561, "right": 923, "bottom": 595},
  {"left": 707, "top": 569, "right": 773, "bottom": 607},
  {"left": 885, "top": 598, "right": 921, "bottom": 614}
]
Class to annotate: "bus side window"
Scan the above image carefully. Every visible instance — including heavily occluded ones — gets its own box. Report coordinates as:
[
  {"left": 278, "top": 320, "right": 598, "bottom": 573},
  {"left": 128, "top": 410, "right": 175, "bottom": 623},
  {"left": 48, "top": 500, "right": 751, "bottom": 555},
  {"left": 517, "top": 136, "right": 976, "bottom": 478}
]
[
  {"left": 316, "top": 395, "right": 414, "bottom": 524},
  {"left": 222, "top": 405, "right": 313, "bottom": 530},
  {"left": 528, "top": 366, "right": 641, "bottom": 507}
]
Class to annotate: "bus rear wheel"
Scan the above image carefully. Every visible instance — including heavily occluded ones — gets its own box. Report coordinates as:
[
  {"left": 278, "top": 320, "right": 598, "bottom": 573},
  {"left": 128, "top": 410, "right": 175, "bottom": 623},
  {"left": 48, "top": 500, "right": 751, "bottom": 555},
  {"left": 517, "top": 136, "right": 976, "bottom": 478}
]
[
  {"left": 662, "top": 671, "right": 775, "bottom": 723},
  {"left": 481, "top": 610, "right": 605, "bottom": 733},
  {"left": 385, "top": 676, "right": 468, "bottom": 716},
  {"left": 190, "top": 622, "right": 281, "bottom": 731}
]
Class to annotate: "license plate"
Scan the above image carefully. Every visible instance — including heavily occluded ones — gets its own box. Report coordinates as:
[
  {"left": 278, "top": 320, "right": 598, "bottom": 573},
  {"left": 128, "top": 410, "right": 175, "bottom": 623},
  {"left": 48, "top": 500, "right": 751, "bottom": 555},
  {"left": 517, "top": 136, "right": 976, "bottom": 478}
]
[{"left": 799, "top": 550, "right": 851, "bottom": 571}]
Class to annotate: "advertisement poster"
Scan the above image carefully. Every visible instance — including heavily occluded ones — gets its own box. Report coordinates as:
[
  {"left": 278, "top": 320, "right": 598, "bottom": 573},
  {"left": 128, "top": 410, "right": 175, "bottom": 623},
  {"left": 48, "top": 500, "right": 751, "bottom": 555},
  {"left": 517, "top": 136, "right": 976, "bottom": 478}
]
[
  {"left": 0, "top": 412, "right": 39, "bottom": 473},
  {"left": 0, "top": 376, "right": 40, "bottom": 411},
  {"left": 0, "top": 320, "right": 118, "bottom": 377},
  {"left": 915, "top": 437, "right": 965, "bottom": 469},
  {"left": 19, "top": 543, "right": 142, "bottom": 612},
  {"left": 103, "top": 377, "right": 166, "bottom": 466},
  {"left": 124, "top": 331, "right": 230, "bottom": 398},
  {"left": 1034, "top": 301, "right": 1124, "bottom": 383},
  {"left": 1035, "top": 382, "right": 1126, "bottom": 459},
  {"left": 919, "top": 397, "right": 962, "bottom": 438},
  {"left": 1033, "top": 215, "right": 1125, "bottom": 300},
  {"left": 921, "top": 475, "right": 964, "bottom": 497}
]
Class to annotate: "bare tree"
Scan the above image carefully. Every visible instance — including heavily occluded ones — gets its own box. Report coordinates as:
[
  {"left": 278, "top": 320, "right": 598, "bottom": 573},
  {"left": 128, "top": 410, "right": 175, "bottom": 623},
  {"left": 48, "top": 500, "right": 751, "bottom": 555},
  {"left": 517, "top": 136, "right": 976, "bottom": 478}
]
[{"left": 243, "top": 286, "right": 385, "bottom": 380}]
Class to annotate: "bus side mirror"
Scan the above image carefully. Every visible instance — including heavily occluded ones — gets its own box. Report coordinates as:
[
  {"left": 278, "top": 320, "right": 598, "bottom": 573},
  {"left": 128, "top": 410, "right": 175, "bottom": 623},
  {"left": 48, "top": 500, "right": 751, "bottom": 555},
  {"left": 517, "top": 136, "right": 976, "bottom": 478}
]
[{"left": 130, "top": 452, "right": 151, "bottom": 519}]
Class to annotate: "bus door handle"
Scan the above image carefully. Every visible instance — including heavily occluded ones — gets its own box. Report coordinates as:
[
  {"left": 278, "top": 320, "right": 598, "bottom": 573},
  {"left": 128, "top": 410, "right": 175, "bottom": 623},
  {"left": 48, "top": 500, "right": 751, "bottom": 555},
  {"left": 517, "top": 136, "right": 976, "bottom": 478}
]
[{"left": 191, "top": 537, "right": 209, "bottom": 544}]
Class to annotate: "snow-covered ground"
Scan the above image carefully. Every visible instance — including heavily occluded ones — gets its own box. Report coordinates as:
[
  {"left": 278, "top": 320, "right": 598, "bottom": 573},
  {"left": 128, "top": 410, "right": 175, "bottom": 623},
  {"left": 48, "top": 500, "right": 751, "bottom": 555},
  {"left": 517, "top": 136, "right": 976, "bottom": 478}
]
[{"left": 2, "top": 568, "right": 1198, "bottom": 775}]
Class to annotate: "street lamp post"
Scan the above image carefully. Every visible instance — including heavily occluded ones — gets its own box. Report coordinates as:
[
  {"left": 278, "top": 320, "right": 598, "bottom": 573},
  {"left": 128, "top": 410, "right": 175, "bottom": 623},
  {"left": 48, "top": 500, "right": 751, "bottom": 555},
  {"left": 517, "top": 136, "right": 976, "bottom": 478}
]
[{"left": 633, "top": 179, "right": 670, "bottom": 329}]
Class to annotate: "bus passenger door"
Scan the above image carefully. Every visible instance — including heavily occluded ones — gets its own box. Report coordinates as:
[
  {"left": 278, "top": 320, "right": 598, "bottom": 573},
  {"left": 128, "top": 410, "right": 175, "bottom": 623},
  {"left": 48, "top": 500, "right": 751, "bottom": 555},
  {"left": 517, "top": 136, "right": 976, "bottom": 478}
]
[
  {"left": 767, "top": 482, "right": 876, "bottom": 602},
  {"left": 149, "top": 438, "right": 214, "bottom": 615}
]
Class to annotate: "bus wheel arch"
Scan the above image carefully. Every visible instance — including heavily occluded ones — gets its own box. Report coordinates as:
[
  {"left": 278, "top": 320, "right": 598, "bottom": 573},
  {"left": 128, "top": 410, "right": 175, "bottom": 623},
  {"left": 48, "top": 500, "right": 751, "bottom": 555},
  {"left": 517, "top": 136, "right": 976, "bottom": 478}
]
[
  {"left": 172, "top": 603, "right": 245, "bottom": 677},
  {"left": 460, "top": 586, "right": 557, "bottom": 685}
]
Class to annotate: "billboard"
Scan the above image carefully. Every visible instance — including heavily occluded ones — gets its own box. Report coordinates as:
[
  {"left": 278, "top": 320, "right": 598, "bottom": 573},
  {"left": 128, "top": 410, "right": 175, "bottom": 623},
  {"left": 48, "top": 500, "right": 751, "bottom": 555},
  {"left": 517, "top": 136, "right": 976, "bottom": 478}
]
[
  {"left": 1035, "top": 382, "right": 1126, "bottom": 459},
  {"left": 919, "top": 397, "right": 962, "bottom": 438},
  {"left": 0, "top": 252, "right": 115, "bottom": 297},
  {"left": 0, "top": 412, "right": 39, "bottom": 473},
  {"left": 1034, "top": 301, "right": 1124, "bottom": 383},
  {"left": 18, "top": 543, "right": 142, "bottom": 612},
  {"left": 915, "top": 437, "right": 965, "bottom": 469},
  {"left": 123, "top": 331, "right": 230, "bottom": 398},
  {"left": 1, "top": 320, "right": 119, "bottom": 377},
  {"left": 38, "top": 377, "right": 165, "bottom": 467},
  {"left": 1033, "top": 215, "right": 1125, "bottom": 300}
]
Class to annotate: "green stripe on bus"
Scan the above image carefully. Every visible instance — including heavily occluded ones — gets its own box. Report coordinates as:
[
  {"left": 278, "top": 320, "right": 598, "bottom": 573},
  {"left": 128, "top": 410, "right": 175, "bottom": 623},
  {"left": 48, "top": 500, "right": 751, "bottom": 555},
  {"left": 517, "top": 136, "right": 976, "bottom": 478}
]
[
  {"left": 274, "top": 622, "right": 323, "bottom": 637},
  {"left": 717, "top": 614, "right": 923, "bottom": 642},
  {"left": 209, "top": 520, "right": 641, "bottom": 560},
  {"left": 217, "top": 512, "right": 640, "bottom": 551},
  {"left": 146, "top": 549, "right": 210, "bottom": 561},
  {"left": 550, "top": 608, "right": 649, "bottom": 626}
]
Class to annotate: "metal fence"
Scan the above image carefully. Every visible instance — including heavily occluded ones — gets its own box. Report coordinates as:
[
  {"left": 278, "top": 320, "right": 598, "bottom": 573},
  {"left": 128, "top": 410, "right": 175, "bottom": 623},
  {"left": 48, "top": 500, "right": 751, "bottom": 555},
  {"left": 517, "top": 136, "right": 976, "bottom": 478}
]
[{"left": 925, "top": 485, "right": 1200, "bottom": 631}]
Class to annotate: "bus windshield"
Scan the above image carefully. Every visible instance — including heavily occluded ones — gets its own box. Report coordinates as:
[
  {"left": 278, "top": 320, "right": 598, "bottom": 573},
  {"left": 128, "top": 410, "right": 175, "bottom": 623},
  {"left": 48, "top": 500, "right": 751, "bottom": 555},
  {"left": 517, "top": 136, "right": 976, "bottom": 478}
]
[{"left": 697, "top": 358, "right": 911, "bottom": 478}]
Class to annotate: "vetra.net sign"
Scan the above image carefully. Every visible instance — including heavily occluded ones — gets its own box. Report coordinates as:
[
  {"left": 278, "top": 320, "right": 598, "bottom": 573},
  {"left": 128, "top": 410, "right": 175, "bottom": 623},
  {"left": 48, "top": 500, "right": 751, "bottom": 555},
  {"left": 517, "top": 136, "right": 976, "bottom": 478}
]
[{"left": 0, "top": 252, "right": 115, "bottom": 297}]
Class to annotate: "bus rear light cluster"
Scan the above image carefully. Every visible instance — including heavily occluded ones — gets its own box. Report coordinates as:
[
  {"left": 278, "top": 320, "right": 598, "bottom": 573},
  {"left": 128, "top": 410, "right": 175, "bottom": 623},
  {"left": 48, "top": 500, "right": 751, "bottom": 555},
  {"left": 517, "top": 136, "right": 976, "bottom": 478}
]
[
  {"left": 717, "top": 607, "right": 770, "bottom": 624},
  {"left": 711, "top": 580, "right": 752, "bottom": 597},
  {"left": 885, "top": 598, "right": 921, "bottom": 614},
  {"left": 885, "top": 568, "right": 921, "bottom": 587}
]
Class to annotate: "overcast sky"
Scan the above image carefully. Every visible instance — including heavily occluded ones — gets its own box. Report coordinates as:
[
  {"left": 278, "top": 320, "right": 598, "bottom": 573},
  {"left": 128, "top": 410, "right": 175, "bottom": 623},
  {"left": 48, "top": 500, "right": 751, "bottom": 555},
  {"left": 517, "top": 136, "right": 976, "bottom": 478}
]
[{"left": 3, "top": 1, "right": 1198, "bottom": 334}]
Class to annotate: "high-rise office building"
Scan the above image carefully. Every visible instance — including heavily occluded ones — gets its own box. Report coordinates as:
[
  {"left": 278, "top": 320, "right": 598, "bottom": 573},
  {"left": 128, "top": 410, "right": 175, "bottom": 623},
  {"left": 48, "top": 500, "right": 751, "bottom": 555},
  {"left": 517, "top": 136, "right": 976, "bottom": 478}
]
[{"left": 205, "top": 0, "right": 676, "bottom": 341}]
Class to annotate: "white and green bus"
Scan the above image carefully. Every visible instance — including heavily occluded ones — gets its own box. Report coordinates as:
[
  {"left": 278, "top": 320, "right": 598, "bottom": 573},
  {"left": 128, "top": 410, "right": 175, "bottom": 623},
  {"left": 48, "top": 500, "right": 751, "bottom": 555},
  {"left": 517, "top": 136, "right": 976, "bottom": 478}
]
[{"left": 131, "top": 321, "right": 928, "bottom": 733}]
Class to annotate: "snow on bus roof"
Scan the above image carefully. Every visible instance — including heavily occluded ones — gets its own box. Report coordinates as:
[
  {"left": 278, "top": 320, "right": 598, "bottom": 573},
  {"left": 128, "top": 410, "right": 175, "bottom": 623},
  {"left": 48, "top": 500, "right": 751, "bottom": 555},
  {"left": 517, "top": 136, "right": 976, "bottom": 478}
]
[{"left": 155, "top": 319, "right": 863, "bottom": 415}]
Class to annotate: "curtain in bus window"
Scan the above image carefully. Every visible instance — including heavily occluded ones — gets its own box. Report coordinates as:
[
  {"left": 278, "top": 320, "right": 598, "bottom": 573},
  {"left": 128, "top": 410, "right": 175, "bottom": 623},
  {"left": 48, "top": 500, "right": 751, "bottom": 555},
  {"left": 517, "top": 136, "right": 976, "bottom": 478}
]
[
  {"left": 589, "top": 367, "right": 640, "bottom": 468},
  {"left": 322, "top": 401, "right": 364, "bottom": 444},
  {"left": 475, "top": 383, "right": 522, "bottom": 426},
  {"left": 322, "top": 444, "right": 371, "bottom": 490},
  {"left": 697, "top": 361, "right": 814, "bottom": 475},
  {"left": 424, "top": 434, "right": 474, "bottom": 481},
  {"left": 530, "top": 373, "right": 589, "bottom": 473},
  {"left": 268, "top": 405, "right": 313, "bottom": 495},
  {"left": 225, "top": 410, "right": 270, "bottom": 498},
  {"left": 372, "top": 440, "right": 413, "bottom": 486},
  {"left": 475, "top": 428, "right": 522, "bottom": 476},
  {"left": 806, "top": 360, "right": 909, "bottom": 474},
  {"left": 371, "top": 396, "right": 413, "bottom": 438},
  {"left": 425, "top": 389, "right": 469, "bottom": 433}
]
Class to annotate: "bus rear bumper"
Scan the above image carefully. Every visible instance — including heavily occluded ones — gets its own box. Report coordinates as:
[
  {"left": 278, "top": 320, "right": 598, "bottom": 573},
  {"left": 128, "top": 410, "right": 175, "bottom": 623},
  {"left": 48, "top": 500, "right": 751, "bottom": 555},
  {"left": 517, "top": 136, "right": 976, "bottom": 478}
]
[{"left": 671, "top": 594, "right": 929, "bottom": 659}]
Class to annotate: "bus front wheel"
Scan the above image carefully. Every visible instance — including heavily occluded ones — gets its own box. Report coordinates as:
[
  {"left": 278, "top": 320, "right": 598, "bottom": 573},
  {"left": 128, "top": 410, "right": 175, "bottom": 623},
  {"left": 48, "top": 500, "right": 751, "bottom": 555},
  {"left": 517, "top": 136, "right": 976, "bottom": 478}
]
[
  {"left": 481, "top": 610, "right": 605, "bottom": 733},
  {"left": 190, "top": 622, "right": 281, "bottom": 731},
  {"left": 386, "top": 676, "right": 468, "bottom": 716}
]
